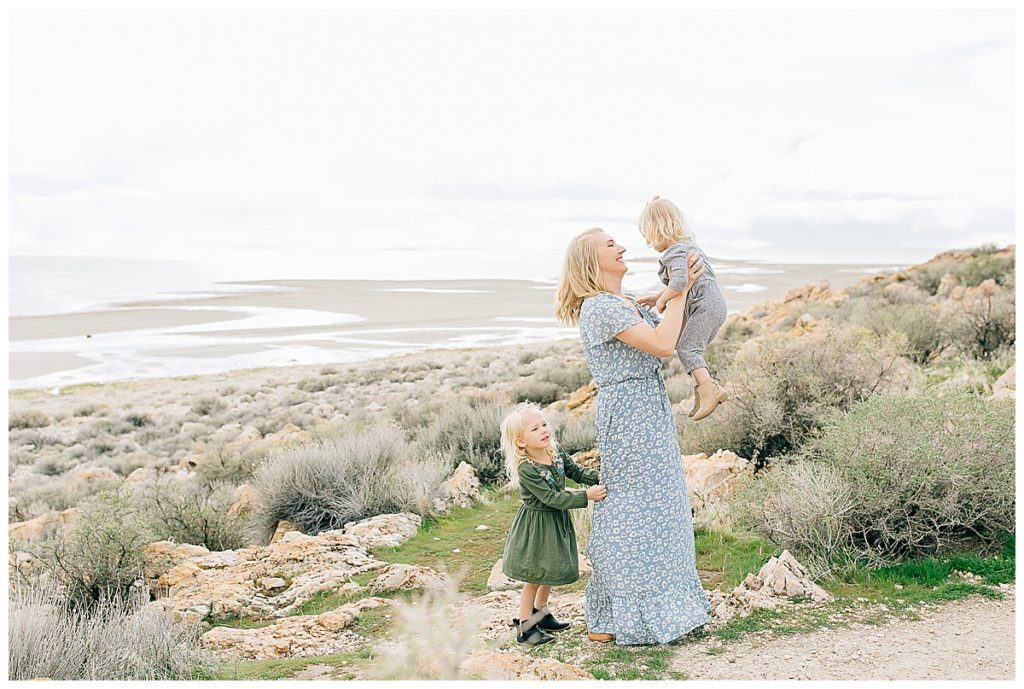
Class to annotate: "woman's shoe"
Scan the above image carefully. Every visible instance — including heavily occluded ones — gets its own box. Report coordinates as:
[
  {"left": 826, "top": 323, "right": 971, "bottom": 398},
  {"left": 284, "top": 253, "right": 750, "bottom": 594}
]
[
  {"left": 533, "top": 605, "right": 570, "bottom": 632},
  {"left": 693, "top": 380, "right": 728, "bottom": 421},
  {"left": 587, "top": 631, "right": 615, "bottom": 643},
  {"left": 513, "top": 614, "right": 555, "bottom": 646}
]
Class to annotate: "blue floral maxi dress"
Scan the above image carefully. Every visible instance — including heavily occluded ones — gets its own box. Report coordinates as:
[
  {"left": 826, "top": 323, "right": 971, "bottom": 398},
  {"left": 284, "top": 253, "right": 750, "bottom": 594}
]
[{"left": 579, "top": 292, "right": 710, "bottom": 645}]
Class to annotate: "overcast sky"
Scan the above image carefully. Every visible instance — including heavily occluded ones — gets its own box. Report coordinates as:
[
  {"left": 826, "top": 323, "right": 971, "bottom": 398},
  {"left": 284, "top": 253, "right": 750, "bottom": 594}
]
[{"left": 9, "top": 9, "right": 1014, "bottom": 268}]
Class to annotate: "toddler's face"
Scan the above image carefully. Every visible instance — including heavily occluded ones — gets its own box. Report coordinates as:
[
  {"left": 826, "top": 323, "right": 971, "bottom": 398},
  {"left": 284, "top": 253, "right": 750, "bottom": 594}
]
[
  {"left": 650, "top": 237, "right": 671, "bottom": 253},
  {"left": 517, "top": 409, "right": 552, "bottom": 453}
]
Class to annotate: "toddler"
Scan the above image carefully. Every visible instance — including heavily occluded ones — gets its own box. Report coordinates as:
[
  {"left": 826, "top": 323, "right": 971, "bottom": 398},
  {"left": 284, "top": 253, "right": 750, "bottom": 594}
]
[{"left": 638, "top": 196, "right": 729, "bottom": 420}]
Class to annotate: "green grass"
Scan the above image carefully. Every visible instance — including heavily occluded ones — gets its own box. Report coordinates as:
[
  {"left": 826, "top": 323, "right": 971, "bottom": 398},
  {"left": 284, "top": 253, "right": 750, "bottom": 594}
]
[
  {"left": 210, "top": 646, "right": 374, "bottom": 680},
  {"left": 373, "top": 487, "right": 522, "bottom": 593},
  {"left": 694, "top": 528, "right": 777, "bottom": 590}
]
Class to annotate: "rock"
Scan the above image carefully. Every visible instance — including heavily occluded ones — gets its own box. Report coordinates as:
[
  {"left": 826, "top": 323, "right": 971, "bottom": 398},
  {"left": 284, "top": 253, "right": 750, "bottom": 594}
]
[
  {"left": 144, "top": 529, "right": 387, "bottom": 621},
  {"left": 476, "top": 524, "right": 488, "bottom": 530},
  {"left": 125, "top": 466, "right": 158, "bottom": 486},
  {"left": 707, "top": 549, "right": 831, "bottom": 626},
  {"left": 369, "top": 564, "right": 449, "bottom": 593},
  {"left": 179, "top": 422, "right": 209, "bottom": 438},
  {"left": 936, "top": 272, "right": 959, "bottom": 297},
  {"left": 200, "top": 597, "right": 390, "bottom": 659},
  {"left": 263, "top": 423, "right": 310, "bottom": 446},
  {"left": 681, "top": 450, "right": 754, "bottom": 528},
  {"left": 787, "top": 313, "right": 818, "bottom": 337},
  {"left": 8, "top": 508, "right": 80, "bottom": 542},
  {"left": 141, "top": 540, "right": 211, "bottom": 590},
  {"left": 572, "top": 448, "right": 600, "bottom": 471},
  {"left": 221, "top": 425, "right": 263, "bottom": 456},
  {"left": 270, "top": 520, "right": 302, "bottom": 544},
  {"left": 343, "top": 513, "right": 421, "bottom": 550},
  {"left": 461, "top": 651, "right": 593, "bottom": 680},
  {"left": 487, "top": 560, "right": 519, "bottom": 591},
  {"left": 433, "top": 462, "right": 481, "bottom": 512},
  {"left": 68, "top": 465, "right": 120, "bottom": 486},
  {"left": 258, "top": 577, "right": 287, "bottom": 591},
  {"left": 991, "top": 365, "right": 1015, "bottom": 401},
  {"left": 227, "top": 484, "right": 259, "bottom": 518},
  {"left": 566, "top": 381, "right": 598, "bottom": 415},
  {"left": 175, "top": 446, "right": 208, "bottom": 472}
]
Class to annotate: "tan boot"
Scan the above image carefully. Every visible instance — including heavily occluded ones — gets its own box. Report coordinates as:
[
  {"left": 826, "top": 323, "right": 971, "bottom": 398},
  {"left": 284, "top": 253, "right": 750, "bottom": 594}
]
[
  {"left": 692, "top": 380, "right": 728, "bottom": 421},
  {"left": 687, "top": 386, "right": 702, "bottom": 418},
  {"left": 587, "top": 631, "right": 615, "bottom": 643}
]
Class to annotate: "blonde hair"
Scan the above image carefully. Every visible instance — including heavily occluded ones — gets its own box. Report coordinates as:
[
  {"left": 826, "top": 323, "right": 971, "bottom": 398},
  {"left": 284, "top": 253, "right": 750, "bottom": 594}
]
[
  {"left": 638, "top": 196, "right": 692, "bottom": 247},
  {"left": 500, "top": 402, "right": 558, "bottom": 488},
  {"left": 555, "top": 228, "right": 608, "bottom": 326}
]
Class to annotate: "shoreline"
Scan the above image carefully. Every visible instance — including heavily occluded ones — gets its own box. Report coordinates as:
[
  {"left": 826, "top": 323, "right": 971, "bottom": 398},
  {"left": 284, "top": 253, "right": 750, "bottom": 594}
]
[{"left": 9, "top": 266, "right": 886, "bottom": 390}]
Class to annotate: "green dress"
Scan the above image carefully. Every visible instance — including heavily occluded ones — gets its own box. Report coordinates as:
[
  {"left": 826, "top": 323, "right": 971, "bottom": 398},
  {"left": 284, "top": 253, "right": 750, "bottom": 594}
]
[{"left": 502, "top": 448, "right": 600, "bottom": 586}]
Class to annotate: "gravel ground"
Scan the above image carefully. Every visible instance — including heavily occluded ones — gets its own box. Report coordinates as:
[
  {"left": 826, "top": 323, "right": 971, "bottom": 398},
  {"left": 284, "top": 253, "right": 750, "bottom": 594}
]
[{"left": 671, "top": 586, "right": 1016, "bottom": 680}]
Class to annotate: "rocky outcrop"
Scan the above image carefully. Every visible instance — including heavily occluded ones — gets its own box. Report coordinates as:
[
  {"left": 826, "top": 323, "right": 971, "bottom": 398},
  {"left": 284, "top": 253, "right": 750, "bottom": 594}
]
[
  {"left": 270, "top": 520, "right": 302, "bottom": 544},
  {"left": 682, "top": 450, "right": 754, "bottom": 529},
  {"left": 200, "top": 597, "right": 390, "bottom": 659},
  {"left": 486, "top": 560, "right": 519, "bottom": 591},
  {"left": 227, "top": 484, "right": 259, "bottom": 518},
  {"left": 343, "top": 512, "right": 421, "bottom": 550},
  {"left": 991, "top": 365, "right": 1015, "bottom": 401},
  {"left": 572, "top": 448, "right": 600, "bottom": 471},
  {"left": 566, "top": 381, "right": 598, "bottom": 416},
  {"left": 432, "top": 462, "right": 481, "bottom": 512},
  {"left": 707, "top": 550, "right": 831, "bottom": 625},
  {"left": 67, "top": 464, "right": 120, "bottom": 487},
  {"left": 461, "top": 651, "right": 594, "bottom": 680},
  {"left": 8, "top": 508, "right": 80, "bottom": 543},
  {"left": 144, "top": 530, "right": 387, "bottom": 623},
  {"left": 368, "top": 564, "right": 449, "bottom": 593}
]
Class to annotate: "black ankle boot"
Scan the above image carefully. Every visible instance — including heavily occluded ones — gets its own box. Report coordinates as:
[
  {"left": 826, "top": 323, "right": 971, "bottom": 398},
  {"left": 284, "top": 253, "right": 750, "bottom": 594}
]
[
  {"left": 512, "top": 613, "right": 555, "bottom": 646},
  {"left": 533, "top": 605, "right": 571, "bottom": 632}
]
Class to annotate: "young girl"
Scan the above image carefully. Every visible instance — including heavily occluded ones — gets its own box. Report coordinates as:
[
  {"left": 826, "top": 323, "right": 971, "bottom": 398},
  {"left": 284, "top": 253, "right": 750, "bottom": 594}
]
[
  {"left": 499, "top": 402, "right": 606, "bottom": 646},
  {"left": 638, "top": 196, "right": 729, "bottom": 421}
]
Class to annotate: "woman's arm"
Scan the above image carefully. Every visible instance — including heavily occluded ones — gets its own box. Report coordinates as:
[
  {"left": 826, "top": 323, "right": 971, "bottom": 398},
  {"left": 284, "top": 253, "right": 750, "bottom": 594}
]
[{"left": 617, "top": 253, "right": 704, "bottom": 357}]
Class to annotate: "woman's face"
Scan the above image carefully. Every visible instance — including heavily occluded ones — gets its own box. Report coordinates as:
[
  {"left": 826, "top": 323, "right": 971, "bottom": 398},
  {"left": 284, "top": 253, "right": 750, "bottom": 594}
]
[
  {"left": 517, "top": 409, "right": 552, "bottom": 454},
  {"left": 590, "top": 230, "right": 628, "bottom": 277}
]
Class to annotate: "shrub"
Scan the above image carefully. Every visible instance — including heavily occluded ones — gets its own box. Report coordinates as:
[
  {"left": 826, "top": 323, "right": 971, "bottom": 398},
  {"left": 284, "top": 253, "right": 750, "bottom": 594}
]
[
  {"left": 253, "top": 420, "right": 448, "bottom": 539},
  {"left": 549, "top": 409, "right": 596, "bottom": 456},
  {"left": 371, "top": 578, "right": 484, "bottom": 680},
  {"left": 140, "top": 478, "right": 248, "bottom": 551},
  {"left": 194, "top": 448, "right": 266, "bottom": 485},
  {"left": 511, "top": 362, "right": 592, "bottom": 405},
  {"left": 732, "top": 392, "right": 1015, "bottom": 572},
  {"left": 190, "top": 396, "right": 226, "bottom": 417},
  {"left": 124, "top": 413, "right": 152, "bottom": 428},
  {"left": 941, "top": 281, "right": 1015, "bottom": 358},
  {"left": 702, "top": 317, "right": 764, "bottom": 377},
  {"left": 416, "top": 398, "right": 507, "bottom": 484},
  {"left": 8, "top": 583, "right": 213, "bottom": 680},
  {"left": 681, "top": 325, "right": 909, "bottom": 466},
  {"left": 10, "top": 410, "right": 49, "bottom": 430},
  {"left": 35, "top": 485, "right": 155, "bottom": 606},
  {"left": 850, "top": 299, "right": 949, "bottom": 364}
]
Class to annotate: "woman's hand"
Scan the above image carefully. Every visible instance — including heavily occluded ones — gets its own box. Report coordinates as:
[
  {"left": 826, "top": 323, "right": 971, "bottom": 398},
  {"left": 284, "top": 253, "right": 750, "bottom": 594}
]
[
  {"left": 685, "top": 251, "right": 705, "bottom": 290},
  {"left": 586, "top": 484, "right": 608, "bottom": 501}
]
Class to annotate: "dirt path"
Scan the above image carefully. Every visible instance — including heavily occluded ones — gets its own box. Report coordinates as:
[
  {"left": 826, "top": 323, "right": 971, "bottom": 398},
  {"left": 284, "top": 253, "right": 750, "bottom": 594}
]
[{"left": 671, "top": 587, "right": 1015, "bottom": 680}]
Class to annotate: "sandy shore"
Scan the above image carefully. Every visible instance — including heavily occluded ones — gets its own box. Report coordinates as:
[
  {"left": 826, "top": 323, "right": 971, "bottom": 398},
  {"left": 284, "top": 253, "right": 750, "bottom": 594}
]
[{"left": 8, "top": 264, "right": 883, "bottom": 388}]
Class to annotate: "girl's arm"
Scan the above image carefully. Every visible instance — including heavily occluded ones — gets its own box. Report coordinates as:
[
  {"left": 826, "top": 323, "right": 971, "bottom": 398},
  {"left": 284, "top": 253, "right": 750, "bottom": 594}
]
[
  {"left": 519, "top": 464, "right": 590, "bottom": 510},
  {"left": 617, "top": 252, "right": 704, "bottom": 356},
  {"left": 561, "top": 450, "right": 599, "bottom": 486}
]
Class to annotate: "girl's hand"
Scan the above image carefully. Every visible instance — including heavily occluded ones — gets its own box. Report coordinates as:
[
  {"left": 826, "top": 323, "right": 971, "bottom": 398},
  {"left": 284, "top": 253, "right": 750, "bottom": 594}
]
[
  {"left": 586, "top": 485, "right": 608, "bottom": 501},
  {"left": 636, "top": 294, "right": 659, "bottom": 307}
]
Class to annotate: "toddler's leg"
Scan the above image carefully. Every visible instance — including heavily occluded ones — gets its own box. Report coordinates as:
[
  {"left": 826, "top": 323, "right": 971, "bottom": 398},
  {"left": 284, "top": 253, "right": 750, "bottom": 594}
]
[
  {"left": 519, "top": 583, "right": 540, "bottom": 622},
  {"left": 534, "top": 585, "right": 552, "bottom": 610}
]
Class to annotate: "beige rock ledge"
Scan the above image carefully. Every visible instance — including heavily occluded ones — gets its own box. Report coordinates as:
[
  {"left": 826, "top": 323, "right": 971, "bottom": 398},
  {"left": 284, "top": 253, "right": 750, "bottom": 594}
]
[
  {"left": 200, "top": 597, "right": 390, "bottom": 660},
  {"left": 461, "top": 650, "right": 594, "bottom": 680}
]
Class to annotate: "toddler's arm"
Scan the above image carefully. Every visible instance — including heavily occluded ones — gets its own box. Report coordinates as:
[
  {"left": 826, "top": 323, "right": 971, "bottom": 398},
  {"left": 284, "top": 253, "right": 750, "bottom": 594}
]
[
  {"left": 561, "top": 451, "right": 600, "bottom": 486},
  {"left": 519, "top": 464, "right": 590, "bottom": 510},
  {"left": 665, "top": 248, "right": 693, "bottom": 294}
]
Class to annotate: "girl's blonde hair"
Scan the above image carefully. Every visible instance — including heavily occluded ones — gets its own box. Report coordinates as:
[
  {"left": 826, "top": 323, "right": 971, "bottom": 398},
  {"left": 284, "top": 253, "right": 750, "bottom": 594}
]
[
  {"left": 500, "top": 402, "right": 558, "bottom": 488},
  {"left": 638, "top": 196, "right": 692, "bottom": 247},
  {"left": 555, "top": 227, "right": 607, "bottom": 326}
]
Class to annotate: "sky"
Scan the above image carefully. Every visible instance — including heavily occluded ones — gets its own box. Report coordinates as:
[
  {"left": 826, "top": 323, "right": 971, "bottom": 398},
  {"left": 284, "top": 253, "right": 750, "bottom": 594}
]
[{"left": 8, "top": 8, "right": 1015, "bottom": 273}]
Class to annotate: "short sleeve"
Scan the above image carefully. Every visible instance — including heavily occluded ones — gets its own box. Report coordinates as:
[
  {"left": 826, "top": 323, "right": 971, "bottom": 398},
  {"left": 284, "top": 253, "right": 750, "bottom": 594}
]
[
  {"left": 664, "top": 246, "right": 692, "bottom": 293},
  {"left": 580, "top": 294, "right": 643, "bottom": 344}
]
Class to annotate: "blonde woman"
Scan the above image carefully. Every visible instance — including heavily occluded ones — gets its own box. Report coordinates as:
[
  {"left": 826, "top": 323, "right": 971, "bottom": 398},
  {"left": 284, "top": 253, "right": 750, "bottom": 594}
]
[{"left": 555, "top": 228, "right": 710, "bottom": 645}]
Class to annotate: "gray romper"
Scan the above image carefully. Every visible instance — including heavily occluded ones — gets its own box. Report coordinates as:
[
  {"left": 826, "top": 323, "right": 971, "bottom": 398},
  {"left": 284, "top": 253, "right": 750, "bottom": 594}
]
[{"left": 658, "top": 240, "right": 728, "bottom": 374}]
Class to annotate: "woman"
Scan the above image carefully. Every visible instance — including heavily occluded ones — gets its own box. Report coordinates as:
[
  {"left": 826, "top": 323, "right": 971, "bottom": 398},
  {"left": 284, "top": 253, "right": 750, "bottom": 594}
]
[{"left": 555, "top": 227, "right": 710, "bottom": 645}]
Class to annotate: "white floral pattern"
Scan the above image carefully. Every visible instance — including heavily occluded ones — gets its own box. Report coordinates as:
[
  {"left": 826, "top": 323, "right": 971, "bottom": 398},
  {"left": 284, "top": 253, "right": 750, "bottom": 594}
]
[{"left": 579, "top": 292, "right": 710, "bottom": 645}]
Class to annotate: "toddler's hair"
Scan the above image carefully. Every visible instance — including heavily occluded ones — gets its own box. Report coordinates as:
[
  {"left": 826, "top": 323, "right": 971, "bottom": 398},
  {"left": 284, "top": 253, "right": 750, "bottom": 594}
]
[
  {"left": 500, "top": 402, "right": 558, "bottom": 488},
  {"left": 638, "top": 196, "right": 692, "bottom": 247}
]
